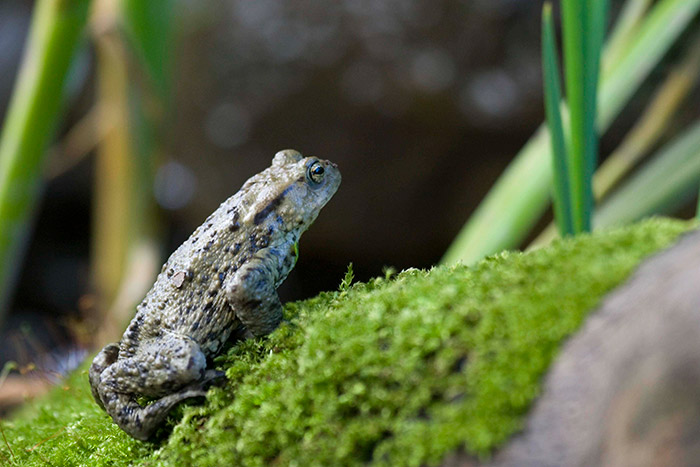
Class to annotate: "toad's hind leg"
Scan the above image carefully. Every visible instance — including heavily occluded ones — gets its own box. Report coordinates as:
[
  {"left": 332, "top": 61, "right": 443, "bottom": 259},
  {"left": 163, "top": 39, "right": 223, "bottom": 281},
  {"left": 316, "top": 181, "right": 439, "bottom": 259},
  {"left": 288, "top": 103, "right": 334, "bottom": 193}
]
[
  {"left": 100, "top": 376, "right": 219, "bottom": 440},
  {"left": 89, "top": 342, "right": 120, "bottom": 410},
  {"left": 94, "top": 336, "right": 222, "bottom": 440}
]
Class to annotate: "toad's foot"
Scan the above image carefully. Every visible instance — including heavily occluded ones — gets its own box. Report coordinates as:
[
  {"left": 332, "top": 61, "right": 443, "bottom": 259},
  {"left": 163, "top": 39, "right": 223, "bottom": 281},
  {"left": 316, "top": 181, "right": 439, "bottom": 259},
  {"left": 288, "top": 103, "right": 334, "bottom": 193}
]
[{"left": 98, "top": 369, "right": 224, "bottom": 441}]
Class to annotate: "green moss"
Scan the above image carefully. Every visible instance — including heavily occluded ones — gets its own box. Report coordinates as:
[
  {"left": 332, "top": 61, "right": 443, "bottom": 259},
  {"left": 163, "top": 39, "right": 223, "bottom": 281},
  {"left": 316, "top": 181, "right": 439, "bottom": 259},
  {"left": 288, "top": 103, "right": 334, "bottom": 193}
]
[{"left": 1, "top": 218, "right": 694, "bottom": 466}]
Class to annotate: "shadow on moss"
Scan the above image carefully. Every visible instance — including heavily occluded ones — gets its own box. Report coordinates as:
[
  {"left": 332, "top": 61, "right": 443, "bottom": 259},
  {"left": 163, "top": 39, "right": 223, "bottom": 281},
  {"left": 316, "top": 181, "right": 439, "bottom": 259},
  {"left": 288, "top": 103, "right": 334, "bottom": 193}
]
[{"left": 1, "top": 218, "right": 694, "bottom": 466}]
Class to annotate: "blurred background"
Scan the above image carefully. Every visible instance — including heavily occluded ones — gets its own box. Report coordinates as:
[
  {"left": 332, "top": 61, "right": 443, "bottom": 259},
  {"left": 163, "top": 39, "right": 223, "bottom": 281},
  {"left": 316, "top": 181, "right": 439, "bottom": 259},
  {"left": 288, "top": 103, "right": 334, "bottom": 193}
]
[{"left": 0, "top": 0, "right": 699, "bottom": 410}]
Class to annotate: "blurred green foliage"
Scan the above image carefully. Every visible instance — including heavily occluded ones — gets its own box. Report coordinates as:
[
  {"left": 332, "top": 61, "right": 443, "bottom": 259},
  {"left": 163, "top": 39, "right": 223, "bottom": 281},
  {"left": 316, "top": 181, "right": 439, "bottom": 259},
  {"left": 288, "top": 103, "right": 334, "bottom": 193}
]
[
  {"left": 0, "top": 0, "right": 175, "bottom": 329},
  {"left": 443, "top": 0, "right": 700, "bottom": 265},
  {"left": 121, "top": 0, "right": 174, "bottom": 98},
  {"left": 0, "top": 0, "right": 91, "bottom": 325}
]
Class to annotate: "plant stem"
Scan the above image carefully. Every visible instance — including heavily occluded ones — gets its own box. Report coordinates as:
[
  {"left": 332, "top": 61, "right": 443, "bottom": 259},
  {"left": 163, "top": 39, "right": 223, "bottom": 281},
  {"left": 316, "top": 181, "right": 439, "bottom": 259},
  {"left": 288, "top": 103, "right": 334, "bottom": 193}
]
[{"left": 90, "top": 0, "right": 163, "bottom": 342}]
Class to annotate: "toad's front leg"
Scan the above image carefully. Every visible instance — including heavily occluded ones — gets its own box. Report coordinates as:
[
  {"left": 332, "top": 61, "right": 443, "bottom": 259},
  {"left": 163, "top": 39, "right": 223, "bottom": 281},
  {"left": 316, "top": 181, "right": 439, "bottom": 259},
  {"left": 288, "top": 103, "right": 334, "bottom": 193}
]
[{"left": 226, "top": 245, "right": 293, "bottom": 338}]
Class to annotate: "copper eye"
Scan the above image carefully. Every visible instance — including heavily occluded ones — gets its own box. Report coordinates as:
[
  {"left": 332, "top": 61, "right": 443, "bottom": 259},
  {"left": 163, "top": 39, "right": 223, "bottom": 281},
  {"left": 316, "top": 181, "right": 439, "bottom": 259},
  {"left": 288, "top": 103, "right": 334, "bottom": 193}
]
[{"left": 307, "top": 161, "right": 325, "bottom": 184}]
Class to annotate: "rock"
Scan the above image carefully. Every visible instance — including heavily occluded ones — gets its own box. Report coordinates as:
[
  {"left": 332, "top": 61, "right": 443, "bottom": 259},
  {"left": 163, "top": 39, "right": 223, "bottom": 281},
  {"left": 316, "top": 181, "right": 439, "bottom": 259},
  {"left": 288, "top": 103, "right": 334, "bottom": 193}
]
[{"left": 489, "top": 228, "right": 700, "bottom": 467}]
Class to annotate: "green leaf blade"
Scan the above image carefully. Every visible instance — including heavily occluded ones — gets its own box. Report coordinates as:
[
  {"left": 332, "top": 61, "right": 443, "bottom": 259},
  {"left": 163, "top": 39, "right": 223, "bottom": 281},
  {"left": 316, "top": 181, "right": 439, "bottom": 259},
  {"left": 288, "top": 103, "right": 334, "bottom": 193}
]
[
  {"left": 561, "top": 0, "right": 588, "bottom": 233},
  {"left": 603, "top": 0, "right": 652, "bottom": 68},
  {"left": 596, "top": 120, "right": 700, "bottom": 227},
  {"left": 581, "top": 0, "right": 609, "bottom": 230},
  {"left": 542, "top": 3, "right": 574, "bottom": 237},
  {"left": 599, "top": 0, "right": 700, "bottom": 126}
]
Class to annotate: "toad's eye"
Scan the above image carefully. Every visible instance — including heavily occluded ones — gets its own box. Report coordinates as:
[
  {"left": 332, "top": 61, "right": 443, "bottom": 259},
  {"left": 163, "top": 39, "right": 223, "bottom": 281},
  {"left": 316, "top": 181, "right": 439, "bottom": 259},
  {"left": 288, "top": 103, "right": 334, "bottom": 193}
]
[{"left": 307, "top": 161, "right": 325, "bottom": 185}]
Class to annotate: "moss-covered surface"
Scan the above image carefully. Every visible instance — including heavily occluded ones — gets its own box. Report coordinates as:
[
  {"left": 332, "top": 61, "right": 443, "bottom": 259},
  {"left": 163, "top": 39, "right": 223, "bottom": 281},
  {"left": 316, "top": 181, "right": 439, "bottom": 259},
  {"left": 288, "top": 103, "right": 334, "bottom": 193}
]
[{"left": 0, "top": 218, "right": 695, "bottom": 466}]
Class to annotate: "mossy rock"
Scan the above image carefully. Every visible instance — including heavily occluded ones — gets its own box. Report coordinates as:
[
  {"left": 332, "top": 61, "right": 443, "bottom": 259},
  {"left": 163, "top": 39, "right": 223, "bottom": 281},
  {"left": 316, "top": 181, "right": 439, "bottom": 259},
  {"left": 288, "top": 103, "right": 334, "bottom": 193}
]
[{"left": 1, "top": 218, "right": 695, "bottom": 466}]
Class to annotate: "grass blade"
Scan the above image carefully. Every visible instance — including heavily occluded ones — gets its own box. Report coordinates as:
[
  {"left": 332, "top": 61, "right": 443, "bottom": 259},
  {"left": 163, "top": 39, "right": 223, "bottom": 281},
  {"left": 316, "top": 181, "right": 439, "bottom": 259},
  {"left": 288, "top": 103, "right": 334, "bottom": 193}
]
[
  {"left": 561, "top": 0, "right": 589, "bottom": 232},
  {"left": 595, "top": 31, "right": 700, "bottom": 198},
  {"left": 595, "top": 119, "right": 700, "bottom": 227},
  {"left": 542, "top": 3, "right": 574, "bottom": 236},
  {"left": 583, "top": 0, "right": 609, "bottom": 219},
  {"left": 598, "top": 0, "right": 700, "bottom": 125},
  {"left": 603, "top": 0, "right": 651, "bottom": 69},
  {"left": 561, "top": 0, "right": 607, "bottom": 233},
  {"left": 0, "top": 0, "right": 91, "bottom": 322}
]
